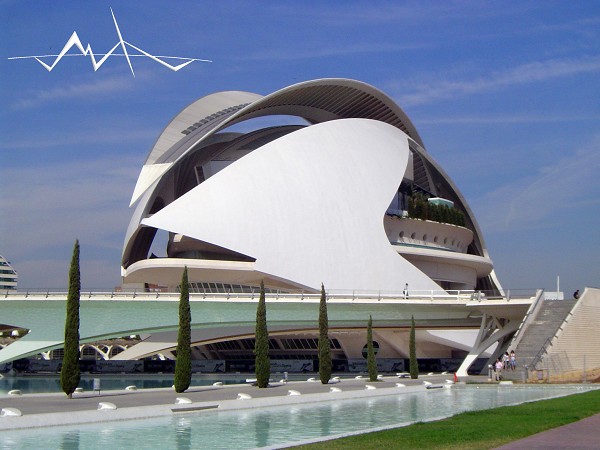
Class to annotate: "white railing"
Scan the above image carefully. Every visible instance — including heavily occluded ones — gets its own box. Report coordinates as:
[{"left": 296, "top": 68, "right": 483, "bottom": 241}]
[
  {"left": 508, "top": 289, "right": 545, "bottom": 353},
  {"left": 2, "top": 288, "right": 538, "bottom": 303}
]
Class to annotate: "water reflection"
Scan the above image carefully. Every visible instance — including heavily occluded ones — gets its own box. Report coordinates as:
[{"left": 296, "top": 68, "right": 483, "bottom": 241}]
[
  {"left": 319, "top": 404, "right": 333, "bottom": 436},
  {"left": 60, "top": 430, "right": 79, "bottom": 450},
  {"left": 175, "top": 417, "right": 192, "bottom": 450},
  {"left": 407, "top": 392, "right": 420, "bottom": 421},
  {"left": 254, "top": 412, "right": 271, "bottom": 448}
]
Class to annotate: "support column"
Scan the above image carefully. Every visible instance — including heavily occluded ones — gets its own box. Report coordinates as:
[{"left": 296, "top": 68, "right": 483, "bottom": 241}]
[{"left": 456, "top": 313, "right": 519, "bottom": 377}]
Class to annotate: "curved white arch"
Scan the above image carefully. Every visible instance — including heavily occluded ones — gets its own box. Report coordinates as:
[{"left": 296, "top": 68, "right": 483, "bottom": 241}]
[
  {"left": 129, "top": 78, "right": 425, "bottom": 207},
  {"left": 146, "top": 91, "right": 263, "bottom": 165},
  {"left": 142, "top": 119, "right": 440, "bottom": 292},
  {"left": 130, "top": 90, "right": 259, "bottom": 207}
]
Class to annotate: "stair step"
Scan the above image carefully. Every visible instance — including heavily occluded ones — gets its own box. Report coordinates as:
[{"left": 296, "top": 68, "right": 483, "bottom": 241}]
[{"left": 512, "top": 299, "right": 576, "bottom": 366}]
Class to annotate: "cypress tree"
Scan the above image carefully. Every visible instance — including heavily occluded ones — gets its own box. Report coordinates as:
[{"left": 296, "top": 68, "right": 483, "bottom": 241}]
[
  {"left": 457, "top": 209, "right": 466, "bottom": 227},
  {"left": 174, "top": 267, "right": 192, "bottom": 393},
  {"left": 318, "top": 283, "right": 332, "bottom": 384},
  {"left": 61, "top": 240, "right": 81, "bottom": 399},
  {"left": 409, "top": 315, "right": 418, "bottom": 379},
  {"left": 367, "top": 315, "right": 378, "bottom": 382},
  {"left": 254, "top": 280, "right": 270, "bottom": 388},
  {"left": 429, "top": 203, "right": 439, "bottom": 222}
]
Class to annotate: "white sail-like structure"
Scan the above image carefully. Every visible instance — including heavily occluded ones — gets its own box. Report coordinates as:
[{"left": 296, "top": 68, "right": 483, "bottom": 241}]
[{"left": 122, "top": 79, "right": 500, "bottom": 294}]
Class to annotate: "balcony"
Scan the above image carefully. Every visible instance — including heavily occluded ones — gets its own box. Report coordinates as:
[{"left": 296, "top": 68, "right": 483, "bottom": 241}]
[
  {"left": 384, "top": 216, "right": 492, "bottom": 288},
  {"left": 385, "top": 216, "right": 473, "bottom": 253}
]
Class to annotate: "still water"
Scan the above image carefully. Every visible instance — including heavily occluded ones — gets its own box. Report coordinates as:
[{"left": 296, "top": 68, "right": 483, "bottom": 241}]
[
  {"left": 0, "top": 374, "right": 254, "bottom": 395},
  {"left": 0, "top": 385, "right": 594, "bottom": 449}
]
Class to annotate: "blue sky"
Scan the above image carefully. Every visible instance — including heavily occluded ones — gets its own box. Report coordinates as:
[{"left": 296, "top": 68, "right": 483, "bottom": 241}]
[{"left": 1, "top": 1, "right": 599, "bottom": 296}]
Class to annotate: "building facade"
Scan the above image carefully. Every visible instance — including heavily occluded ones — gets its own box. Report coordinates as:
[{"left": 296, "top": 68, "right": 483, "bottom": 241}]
[
  {"left": 0, "top": 255, "right": 18, "bottom": 291},
  {"left": 0, "top": 81, "right": 565, "bottom": 375},
  {"left": 122, "top": 79, "right": 501, "bottom": 296}
]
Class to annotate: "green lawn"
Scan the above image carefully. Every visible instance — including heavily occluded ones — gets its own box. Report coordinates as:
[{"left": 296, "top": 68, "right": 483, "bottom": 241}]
[{"left": 292, "top": 388, "right": 600, "bottom": 450}]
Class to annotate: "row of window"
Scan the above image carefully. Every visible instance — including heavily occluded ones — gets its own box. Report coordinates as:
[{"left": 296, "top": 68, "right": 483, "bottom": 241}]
[
  {"left": 188, "top": 282, "right": 279, "bottom": 294},
  {"left": 207, "top": 338, "right": 258, "bottom": 352},
  {"left": 217, "top": 353, "right": 316, "bottom": 361},
  {"left": 398, "top": 231, "right": 466, "bottom": 250},
  {"left": 49, "top": 346, "right": 125, "bottom": 360},
  {"left": 207, "top": 337, "right": 342, "bottom": 352},
  {"left": 181, "top": 103, "right": 250, "bottom": 135},
  {"left": 280, "top": 338, "right": 342, "bottom": 350}
]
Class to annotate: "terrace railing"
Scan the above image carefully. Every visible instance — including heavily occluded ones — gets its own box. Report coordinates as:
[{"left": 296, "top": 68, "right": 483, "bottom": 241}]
[{"left": 2, "top": 288, "right": 539, "bottom": 303}]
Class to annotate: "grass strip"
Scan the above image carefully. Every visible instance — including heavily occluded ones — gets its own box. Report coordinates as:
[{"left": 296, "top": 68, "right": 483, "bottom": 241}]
[{"left": 292, "top": 388, "right": 600, "bottom": 450}]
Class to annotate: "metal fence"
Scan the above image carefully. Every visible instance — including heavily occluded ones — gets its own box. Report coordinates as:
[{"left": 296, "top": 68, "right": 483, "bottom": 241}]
[{"left": 2, "top": 287, "right": 539, "bottom": 302}]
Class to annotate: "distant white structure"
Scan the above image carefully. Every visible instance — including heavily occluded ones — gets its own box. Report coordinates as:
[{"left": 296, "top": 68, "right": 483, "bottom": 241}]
[
  {"left": 543, "top": 291, "right": 564, "bottom": 301},
  {"left": 122, "top": 78, "right": 501, "bottom": 294},
  {"left": 0, "top": 255, "right": 18, "bottom": 291},
  {"left": 544, "top": 276, "right": 564, "bottom": 300}
]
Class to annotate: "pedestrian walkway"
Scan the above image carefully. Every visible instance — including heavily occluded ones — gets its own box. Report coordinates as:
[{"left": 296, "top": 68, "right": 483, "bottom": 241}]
[
  {"left": 0, "top": 375, "right": 438, "bottom": 431},
  {"left": 3, "top": 375, "right": 597, "bottom": 449},
  {"left": 496, "top": 412, "right": 600, "bottom": 449}
]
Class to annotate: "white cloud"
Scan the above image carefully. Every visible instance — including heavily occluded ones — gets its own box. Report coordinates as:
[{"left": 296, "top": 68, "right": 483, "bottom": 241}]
[
  {"left": 11, "top": 74, "right": 135, "bottom": 110},
  {"left": 415, "top": 113, "right": 600, "bottom": 125},
  {"left": 7, "top": 63, "right": 159, "bottom": 110},
  {"left": 0, "top": 127, "right": 156, "bottom": 150},
  {"left": 0, "top": 156, "right": 140, "bottom": 288},
  {"left": 529, "top": 16, "right": 600, "bottom": 35},
  {"left": 288, "top": 1, "right": 517, "bottom": 27},
  {"left": 239, "top": 41, "right": 427, "bottom": 62},
  {"left": 474, "top": 135, "right": 600, "bottom": 232},
  {"left": 397, "top": 56, "right": 600, "bottom": 106}
]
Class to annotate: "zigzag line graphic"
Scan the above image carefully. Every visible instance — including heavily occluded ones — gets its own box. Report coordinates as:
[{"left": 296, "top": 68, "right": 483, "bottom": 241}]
[{"left": 7, "top": 8, "right": 211, "bottom": 77}]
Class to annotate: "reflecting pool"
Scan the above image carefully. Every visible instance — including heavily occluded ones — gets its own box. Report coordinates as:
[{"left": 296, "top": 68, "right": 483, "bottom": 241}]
[
  {"left": 0, "top": 385, "right": 595, "bottom": 449},
  {"left": 0, "top": 374, "right": 256, "bottom": 395}
]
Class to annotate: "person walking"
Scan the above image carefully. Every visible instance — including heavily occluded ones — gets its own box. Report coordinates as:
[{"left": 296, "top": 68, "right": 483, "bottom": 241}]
[
  {"left": 510, "top": 350, "right": 516, "bottom": 371},
  {"left": 502, "top": 352, "right": 510, "bottom": 370},
  {"left": 495, "top": 358, "right": 503, "bottom": 381}
]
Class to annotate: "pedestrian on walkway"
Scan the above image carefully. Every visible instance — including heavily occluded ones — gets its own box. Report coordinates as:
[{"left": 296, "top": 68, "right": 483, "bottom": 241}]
[
  {"left": 510, "top": 350, "right": 516, "bottom": 371},
  {"left": 502, "top": 352, "right": 510, "bottom": 370},
  {"left": 495, "top": 358, "right": 503, "bottom": 381}
]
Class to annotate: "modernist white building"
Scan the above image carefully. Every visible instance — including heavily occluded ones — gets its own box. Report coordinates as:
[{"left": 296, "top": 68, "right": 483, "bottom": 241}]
[
  {"left": 0, "top": 255, "right": 18, "bottom": 291},
  {"left": 4, "top": 80, "right": 593, "bottom": 376},
  {"left": 122, "top": 78, "right": 501, "bottom": 295}
]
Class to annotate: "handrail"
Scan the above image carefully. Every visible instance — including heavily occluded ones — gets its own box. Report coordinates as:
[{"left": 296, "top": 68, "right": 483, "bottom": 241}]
[
  {"left": 0, "top": 289, "right": 538, "bottom": 305},
  {"left": 508, "top": 289, "right": 545, "bottom": 352},
  {"left": 2, "top": 287, "right": 539, "bottom": 299},
  {"left": 529, "top": 336, "right": 553, "bottom": 370},
  {"left": 532, "top": 296, "right": 579, "bottom": 371}
]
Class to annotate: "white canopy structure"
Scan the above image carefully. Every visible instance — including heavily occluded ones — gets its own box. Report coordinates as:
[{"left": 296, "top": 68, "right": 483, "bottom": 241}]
[{"left": 122, "top": 78, "right": 501, "bottom": 294}]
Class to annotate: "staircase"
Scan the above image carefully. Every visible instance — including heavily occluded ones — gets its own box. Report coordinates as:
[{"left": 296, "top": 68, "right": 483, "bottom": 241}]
[{"left": 503, "top": 299, "right": 576, "bottom": 381}]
